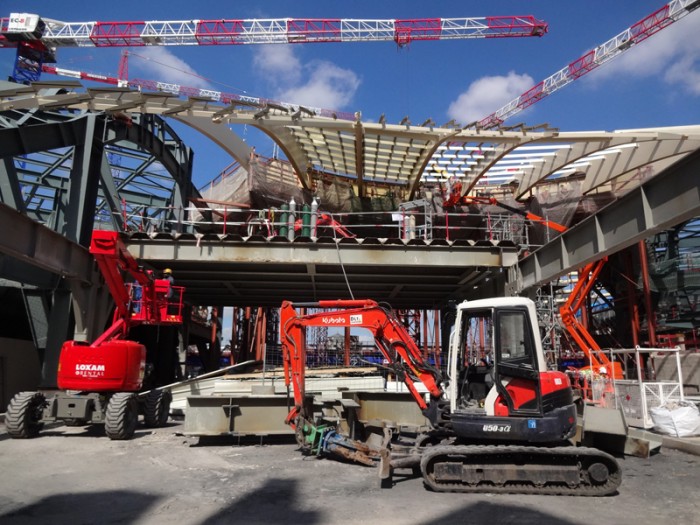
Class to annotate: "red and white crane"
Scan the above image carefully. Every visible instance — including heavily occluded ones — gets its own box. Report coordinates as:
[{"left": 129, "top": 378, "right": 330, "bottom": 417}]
[
  {"left": 2, "top": 12, "right": 548, "bottom": 105},
  {"left": 475, "top": 0, "right": 700, "bottom": 129},
  {"left": 1, "top": 13, "right": 547, "bottom": 85},
  {"left": 0, "top": 14, "right": 547, "bottom": 49},
  {"left": 40, "top": 57, "right": 357, "bottom": 120}
]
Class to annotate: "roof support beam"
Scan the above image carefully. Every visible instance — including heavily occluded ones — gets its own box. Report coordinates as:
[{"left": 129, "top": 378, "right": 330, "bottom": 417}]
[
  {"left": 354, "top": 118, "right": 366, "bottom": 197},
  {"left": 0, "top": 156, "right": 25, "bottom": 213}
]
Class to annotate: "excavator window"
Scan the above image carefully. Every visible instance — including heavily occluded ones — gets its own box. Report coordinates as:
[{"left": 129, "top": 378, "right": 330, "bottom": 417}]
[
  {"left": 495, "top": 309, "right": 537, "bottom": 371},
  {"left": 494, "top": 307, "right": 542, "bottom": 416},
  {"left": 456, "top": 309, "right": 496, "bottom": 407},
  {"left": 497, "top": 311, "right": 530, "bottom": 363}
]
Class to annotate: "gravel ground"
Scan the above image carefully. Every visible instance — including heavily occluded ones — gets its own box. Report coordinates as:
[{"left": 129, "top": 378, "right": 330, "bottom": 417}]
[{"left": 1, "top": 419, "right": 699, "bottom": 525}]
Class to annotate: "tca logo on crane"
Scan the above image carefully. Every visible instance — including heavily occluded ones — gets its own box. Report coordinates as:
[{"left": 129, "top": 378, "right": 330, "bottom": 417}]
[{"left": 8, "top": 13, "right": 40, "bottom": 32}]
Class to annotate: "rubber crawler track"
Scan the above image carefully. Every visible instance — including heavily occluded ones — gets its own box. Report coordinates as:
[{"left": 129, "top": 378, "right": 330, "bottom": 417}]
[{"left": 420, "top": 444, "right": 622, "bottom": 496}]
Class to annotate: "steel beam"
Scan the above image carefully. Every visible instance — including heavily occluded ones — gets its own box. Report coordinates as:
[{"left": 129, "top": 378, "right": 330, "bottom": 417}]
[
  {"left": 173, "top": 114, "right": 252, "bottom": 171},
  {"left": 0, "top": 117, "right": 88, "bottom": 156},
  {"left": 0, "top": 255, "right": 59, "bottom": 288},
  {"left": 0, "top": 202, "right": 93, "bottom": 283},
  {"left": 0, "top": 157, "right": 24, "bottom": 212},
  {"left": 58, "top": 113, "right": 101, "bottom": 244},
  {"left": 516, "top": 149, "right": 700, "bottom": 292},
  {"left": 127, "top": 238, "right": 518, "bottom": 269}
]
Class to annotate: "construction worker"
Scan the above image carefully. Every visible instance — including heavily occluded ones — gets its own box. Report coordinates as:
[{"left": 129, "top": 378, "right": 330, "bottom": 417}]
[
  {"left": 163, "top": 268, "right": 175, "bottom": 299},
  {"left": 162, "top": 268, "right": 177, "bottom": 317}
]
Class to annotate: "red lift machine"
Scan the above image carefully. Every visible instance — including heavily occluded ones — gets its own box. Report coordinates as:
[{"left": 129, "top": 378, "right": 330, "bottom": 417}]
[{"left": 6, "top": 230, "right": 184, "bottom": 440}]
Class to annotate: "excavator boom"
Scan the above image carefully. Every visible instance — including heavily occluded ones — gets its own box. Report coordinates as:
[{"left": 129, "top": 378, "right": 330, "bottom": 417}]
[{"left": 281, "top": 299, "right": 442, "bottom": 420}]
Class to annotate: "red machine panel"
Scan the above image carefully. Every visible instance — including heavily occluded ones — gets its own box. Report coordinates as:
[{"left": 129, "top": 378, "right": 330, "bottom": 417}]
[
  {"left": 494, "top": 371, "right": 571, "bottom": 416},
  {"left": 57, "top": 340, "right": 146, "bottom": 392}
]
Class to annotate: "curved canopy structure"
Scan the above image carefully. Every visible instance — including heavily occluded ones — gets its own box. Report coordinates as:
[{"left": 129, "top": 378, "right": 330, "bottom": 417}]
[{"left": 2, "top": 81, "right": 700, "bottom": 205}]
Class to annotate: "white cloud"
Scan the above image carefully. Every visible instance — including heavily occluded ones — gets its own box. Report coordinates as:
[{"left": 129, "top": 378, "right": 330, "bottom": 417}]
[
  {"left": 253, "top": 45, "right": 302, "bottom": 85},
  {"left": 665, "top": 55, "right": 700, "bottom": 95},
  {"left": 131, "top": 47, "right": 209, "bottom": 89},
  {"left": 253, "top": 45, "right": 360, "bottom": 110},
  {"left": 277, "top": 60, "right": 361, "bottom": 109},
  {"left": 584, "top": 10, "right": 700, "bottom": 95},
  {"left": 447, "top": 71, "right": 534, "bottom": 124}
]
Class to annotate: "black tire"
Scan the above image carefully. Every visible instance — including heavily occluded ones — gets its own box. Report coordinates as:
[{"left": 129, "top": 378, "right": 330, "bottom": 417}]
[
  {"left": 5, "top": 391, "right": 46, "bottom": 439},
  {"left": 104, "top": 393, "right": 138, "bottom": 440},
  {"left": 143, "top": 390, "right": 172, "bottom": 428}
]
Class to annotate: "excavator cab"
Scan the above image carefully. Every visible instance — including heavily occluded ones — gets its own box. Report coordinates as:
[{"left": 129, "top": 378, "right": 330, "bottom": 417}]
[{"left": 445, "top": 297, "right": 577, "bottom": 443}]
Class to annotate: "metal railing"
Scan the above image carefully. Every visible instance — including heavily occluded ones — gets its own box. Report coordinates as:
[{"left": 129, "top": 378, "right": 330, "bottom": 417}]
[{"left": 104, "top": 202, "right": 537, "bottom": 247}]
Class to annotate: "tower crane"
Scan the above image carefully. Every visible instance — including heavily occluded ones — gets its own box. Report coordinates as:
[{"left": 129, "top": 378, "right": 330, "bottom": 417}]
[
  {"left": 1, "top": 13, "right": 548, "bottom": 84},
  {"left": 474, "top": 0, "right": 700, "bottom": 129},
  {"left": 427, "top": 1, "right": 700, "bottom": 234}
]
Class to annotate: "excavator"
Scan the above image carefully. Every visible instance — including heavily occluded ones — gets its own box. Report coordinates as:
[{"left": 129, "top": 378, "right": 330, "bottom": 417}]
[
  {"left": 281, "top": 298, "right": 622, "bottom": 495},
  {"left": 5, "top": 230, "right": 184, "bottom": 440}
]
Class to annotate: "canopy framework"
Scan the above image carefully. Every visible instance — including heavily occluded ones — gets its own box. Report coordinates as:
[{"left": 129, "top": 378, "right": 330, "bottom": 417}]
[{"left": 2, "top": 82, "right": 699, "bottom": 204}]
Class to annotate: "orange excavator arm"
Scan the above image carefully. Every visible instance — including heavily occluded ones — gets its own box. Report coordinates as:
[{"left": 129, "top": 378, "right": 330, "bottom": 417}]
[
  {"left": 280, "top": 299, "right": 443, "bottom": 425},
  {"left": 438, "top": 176, "right": 567, "bottom": 233}
]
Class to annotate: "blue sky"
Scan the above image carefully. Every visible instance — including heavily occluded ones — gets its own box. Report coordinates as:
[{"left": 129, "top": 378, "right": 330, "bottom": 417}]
[{"left": 3, "top": 1, "right": 700, "bottom": 190}]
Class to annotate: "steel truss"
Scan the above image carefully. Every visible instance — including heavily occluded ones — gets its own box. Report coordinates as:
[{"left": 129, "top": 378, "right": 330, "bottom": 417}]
[{"left": 0, "top": 98, "right": 198, "bottom": 386}]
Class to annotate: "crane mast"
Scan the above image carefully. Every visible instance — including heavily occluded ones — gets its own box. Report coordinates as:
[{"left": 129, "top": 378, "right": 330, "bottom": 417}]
[{"left": 475, "top": 0, "right": 700, "bottom": 129}]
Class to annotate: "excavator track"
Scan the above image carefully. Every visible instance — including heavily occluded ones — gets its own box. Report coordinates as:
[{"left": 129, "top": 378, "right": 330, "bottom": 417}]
[{"left": 420, "top": 445, "right": 621, "bottom": 496}]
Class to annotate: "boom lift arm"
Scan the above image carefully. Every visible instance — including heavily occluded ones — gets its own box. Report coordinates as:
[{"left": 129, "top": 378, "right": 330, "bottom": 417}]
[
  {"left": 88, "top": 229, "right": 183, "bottom": 348},
  {"left": 441, "top": 182, "right": 568, "bottom": 233},
  {"left": 559, "top": 257, "right": 623, "bottom": 379}
]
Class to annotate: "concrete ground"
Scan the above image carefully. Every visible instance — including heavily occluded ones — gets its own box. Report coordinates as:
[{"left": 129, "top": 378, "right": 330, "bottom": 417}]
[{"left": 1, "top": 419, "right": 699, "bottom": 525}]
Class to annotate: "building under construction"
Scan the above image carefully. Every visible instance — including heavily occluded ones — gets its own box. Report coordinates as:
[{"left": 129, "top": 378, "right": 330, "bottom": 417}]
[{"left": 1, "top": 5, "right": 700, "bottom": 478}]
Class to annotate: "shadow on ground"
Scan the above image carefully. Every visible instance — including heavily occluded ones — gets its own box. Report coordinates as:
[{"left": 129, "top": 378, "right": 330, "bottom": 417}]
[
  {"left": 0, "top": 490, "right": 160, "bottom": 525},
  {"left": 201, "top": 478, "right": 320, "bottom": 524},
  {"left": 420, "top": 501, "right": 580, "bottom": 525}
]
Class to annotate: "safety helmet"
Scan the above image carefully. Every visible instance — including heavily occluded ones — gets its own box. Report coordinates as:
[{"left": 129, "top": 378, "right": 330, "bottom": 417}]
[{"left": 164, "top": 268, "right": 172, "bottom": 275}]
